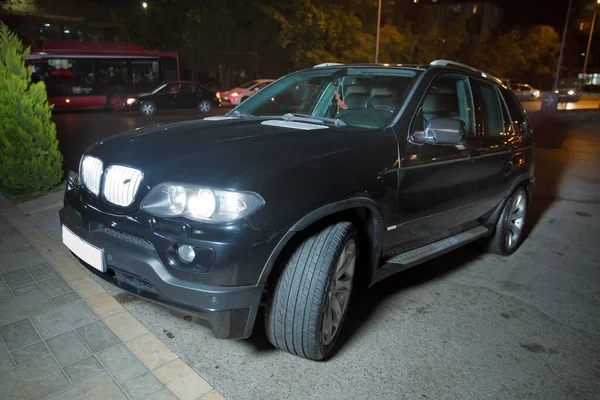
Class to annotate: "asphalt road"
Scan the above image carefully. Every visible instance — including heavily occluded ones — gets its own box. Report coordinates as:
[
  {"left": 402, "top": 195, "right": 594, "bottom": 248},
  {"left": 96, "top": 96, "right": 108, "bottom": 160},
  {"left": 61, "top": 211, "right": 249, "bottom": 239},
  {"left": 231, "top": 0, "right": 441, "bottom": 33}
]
[{"left": 35, "top": 107, "right": 600, "bottom": 399}]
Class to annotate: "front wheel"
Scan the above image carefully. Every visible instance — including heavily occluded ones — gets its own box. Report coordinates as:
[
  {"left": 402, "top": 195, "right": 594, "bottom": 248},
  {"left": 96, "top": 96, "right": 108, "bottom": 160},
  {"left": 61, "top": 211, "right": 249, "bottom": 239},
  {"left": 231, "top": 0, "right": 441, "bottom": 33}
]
[
  {"left": 140, "top": 101, "right": 156, "bottom": 116},
  {"left": 483, "top": 187, "right": 528, "bottom": 255},
  {"left": 265, "top": 221, "right": 357, "bottom": 361},
  {"left": 198, "top": 100, "right": 211, "bottom": 113}
]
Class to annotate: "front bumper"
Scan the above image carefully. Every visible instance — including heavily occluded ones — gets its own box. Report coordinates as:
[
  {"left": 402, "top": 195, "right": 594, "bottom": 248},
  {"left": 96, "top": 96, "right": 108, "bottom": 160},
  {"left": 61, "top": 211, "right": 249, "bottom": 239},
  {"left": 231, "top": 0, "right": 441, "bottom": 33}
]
[{"left": 59, "top": 195, "right": 282, "bottom": 339}]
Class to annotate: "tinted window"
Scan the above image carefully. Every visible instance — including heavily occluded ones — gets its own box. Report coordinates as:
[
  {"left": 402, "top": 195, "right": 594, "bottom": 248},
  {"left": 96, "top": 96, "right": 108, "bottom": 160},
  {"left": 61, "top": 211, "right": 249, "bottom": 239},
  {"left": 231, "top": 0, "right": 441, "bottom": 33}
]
[
  {"left": 33, "top": 59, "right": 94, "bottom": 86},
  {"left": 240, "top": 80, "right": 259, "bottom": 89},
  {"left": 181, "top": 83, "right": 196, "bottom": 93},
  {"left": 470, "top": 79, "right": 504, "bottom": 137},
  {"left": 132, "top": 60, "right": 159, "bottom": 85},
  {"left": 500, "top": 87, "right": 528, "bottom": 135},
  {"left": 98, "top": 60, "right": 128, "bottom": 85},
  {"left": 411, "top": 73, "right": 475, "bottom": 137}
]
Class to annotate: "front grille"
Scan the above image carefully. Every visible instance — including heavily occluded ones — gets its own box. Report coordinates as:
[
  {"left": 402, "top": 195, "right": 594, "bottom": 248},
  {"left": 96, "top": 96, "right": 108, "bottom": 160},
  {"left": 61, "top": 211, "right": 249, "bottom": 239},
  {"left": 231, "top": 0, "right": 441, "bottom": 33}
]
[
  {"left": 103, "top": 165, "right": 144, "bottom": 207},
  {"left": 98, "top": 225, "right": 154, "bottom": 250},
  {"left": 81, "top": 155, "right": 103, "bottom": 195}
]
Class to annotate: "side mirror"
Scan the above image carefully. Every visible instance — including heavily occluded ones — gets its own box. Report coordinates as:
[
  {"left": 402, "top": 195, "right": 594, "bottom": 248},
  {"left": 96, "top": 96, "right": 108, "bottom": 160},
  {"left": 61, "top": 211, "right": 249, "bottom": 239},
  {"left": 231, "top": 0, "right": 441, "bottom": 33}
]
[{"left": 412, "top": 118, "right": 466, "bottom": 146}]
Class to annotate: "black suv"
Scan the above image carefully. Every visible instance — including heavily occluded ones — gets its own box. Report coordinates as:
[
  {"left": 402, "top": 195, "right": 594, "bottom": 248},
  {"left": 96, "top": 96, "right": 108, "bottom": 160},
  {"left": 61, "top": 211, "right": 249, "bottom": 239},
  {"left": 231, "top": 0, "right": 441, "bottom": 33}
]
[{"left": 60, "top": 60, "right": 534, "bottom": 361}]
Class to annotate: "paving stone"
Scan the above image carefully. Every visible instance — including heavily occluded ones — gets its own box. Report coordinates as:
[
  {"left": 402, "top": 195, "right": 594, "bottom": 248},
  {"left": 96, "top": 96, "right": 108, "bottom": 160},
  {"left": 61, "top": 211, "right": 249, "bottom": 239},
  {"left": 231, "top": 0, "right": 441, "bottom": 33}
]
[
  {"left": 105, "top": 312, "right": 149, "bottom": 342},
  {"left": 38, "top": 276, "right": 73, "bottom": 298},
  {"left": 2, "top": 234, "right": 28, "bottom": 250},
  {"left": 0, "top": 227, "right": 17, "bottom": 238},
  {"left": 76, "top": 321, "right": 120, "bottom": 353},
  {"left": 13, "top": 245, "right": 34, "bottom": 254},
  {"left": 51, "top": 291, "right": 81, "bottom": 306},
  {"left": 0, "top": 355, "right": 69, "bottom": 400},
  {"left": 0, "top": 248, "right": 45, "bottom": 274},
  {"left": 0, "top": 319, "right": 41, "bottom": 351},
  {"left": 11, "top": 341, "right": 50, "bottom": 366},
  {"left": 0, "top": 291, "right": 54, "bottom": 326},
  {"left": 199, "top": 390, "right": 227, "bottom": 400},
  {"left": 46, "top": 330, "right": 91, "bottom": 366},
  {"left": 96, "top": 343, "right": 147, "bottom": 384},
  {"left": 85, "top": 292, "right": 125, "bottom": 318},
  {"left": 63, "top": 355, "right": 104, "bottom": 382},
  {"left": 145, "top": 388, "right": 178, "bottom": 400},
  {"left": 26, "top": 263, "right": 58, "bottom": 281},
  {"left": 122, "top": 371, "right": 164, "bottom": 400},
  {"left": 154, "top": 359, "right": 213, "bottom": 400},
  {"left": 12, "top": 282, "right": 40, "bottom": 297},
  {"left": 0, "top": 341, "right": 14, "bottom": 373},
  {"left": 47, "top": 371, "right": 127, "bottom": 400},
  {"left": 127, "top": 333, "right": 178, "bottom": 370},
  {"left": 1, "top": 269, "right": 33, "bottom": 288},
  {"left": 30, "top": 300, "right": 99, "bottom": 339},
  {"left": 0, "top": 244, "right": 11, "bottom": 256},
  {"left": 0, "top": 281, "right": 12, "bottom": 302}
]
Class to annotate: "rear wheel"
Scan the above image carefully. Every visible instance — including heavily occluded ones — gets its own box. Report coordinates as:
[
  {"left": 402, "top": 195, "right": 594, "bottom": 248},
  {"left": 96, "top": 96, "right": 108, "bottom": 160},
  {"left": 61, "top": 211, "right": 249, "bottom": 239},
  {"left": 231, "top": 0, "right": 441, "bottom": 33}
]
[
  {"left": 483, "top": 187, "right": 528, "bottom": 255},
  {"left": 265, "top": 221, "right": 357, "bottom": 361},
  {"left": 140, "top": 101, "right": 156, "bottom": 116},
  {"left": 198, "top": 100, "right": 211, "bottom": 113}
]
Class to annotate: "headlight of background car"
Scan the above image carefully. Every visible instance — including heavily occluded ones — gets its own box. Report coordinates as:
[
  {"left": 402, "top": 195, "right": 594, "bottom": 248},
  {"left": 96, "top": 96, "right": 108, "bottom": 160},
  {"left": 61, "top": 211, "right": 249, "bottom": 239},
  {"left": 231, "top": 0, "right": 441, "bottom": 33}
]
[{"left": 140, "top": 183, "right": 265, "bottom": 223}]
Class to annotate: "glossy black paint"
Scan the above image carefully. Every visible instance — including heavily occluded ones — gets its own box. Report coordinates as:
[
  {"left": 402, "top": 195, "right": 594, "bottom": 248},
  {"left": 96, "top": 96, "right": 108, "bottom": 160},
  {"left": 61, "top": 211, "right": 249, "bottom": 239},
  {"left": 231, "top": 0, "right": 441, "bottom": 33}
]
[
  {"left": 128, "top": 81, "right": 220, "bottom": 112},
  {"left": 60, "top": 64, "right": 535, "bottom": 339}
]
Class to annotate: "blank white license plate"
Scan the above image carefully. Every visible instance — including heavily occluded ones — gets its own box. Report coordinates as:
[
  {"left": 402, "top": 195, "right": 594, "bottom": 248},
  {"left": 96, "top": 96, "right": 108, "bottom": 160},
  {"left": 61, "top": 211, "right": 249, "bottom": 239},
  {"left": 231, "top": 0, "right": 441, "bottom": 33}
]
[{"left": 62, "top": 225, "right": 106, "bottom": 272}]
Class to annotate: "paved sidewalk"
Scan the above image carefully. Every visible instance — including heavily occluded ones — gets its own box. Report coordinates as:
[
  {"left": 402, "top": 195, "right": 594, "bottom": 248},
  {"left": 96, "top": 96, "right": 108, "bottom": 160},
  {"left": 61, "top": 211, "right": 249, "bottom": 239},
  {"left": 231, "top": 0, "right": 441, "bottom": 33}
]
[{"left": 0, "top": 194, "right": 225, "bottom": 400}]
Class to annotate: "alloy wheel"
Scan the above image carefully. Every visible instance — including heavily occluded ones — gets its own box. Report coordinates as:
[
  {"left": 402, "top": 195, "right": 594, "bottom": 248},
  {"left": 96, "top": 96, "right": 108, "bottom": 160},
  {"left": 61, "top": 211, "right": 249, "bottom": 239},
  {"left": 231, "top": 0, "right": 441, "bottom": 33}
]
[{"left": 321, "top": 238, "right": 356, "bottom": 346}]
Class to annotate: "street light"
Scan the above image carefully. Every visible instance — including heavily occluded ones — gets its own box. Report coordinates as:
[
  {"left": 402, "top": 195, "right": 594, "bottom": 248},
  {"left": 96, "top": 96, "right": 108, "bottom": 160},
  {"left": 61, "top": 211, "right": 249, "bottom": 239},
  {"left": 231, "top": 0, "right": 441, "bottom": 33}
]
[
  {"left": 142, "top": 2, "right": 148, "bottom": 9},
  {"left": 583, "top": 0, "right": 600, "bottom": 80},
  {"left": 554, "top": 0, "right": 573, "bottom": 91},
  {"left": 375, "top": 0, "right": 382, "bottom": 63}
]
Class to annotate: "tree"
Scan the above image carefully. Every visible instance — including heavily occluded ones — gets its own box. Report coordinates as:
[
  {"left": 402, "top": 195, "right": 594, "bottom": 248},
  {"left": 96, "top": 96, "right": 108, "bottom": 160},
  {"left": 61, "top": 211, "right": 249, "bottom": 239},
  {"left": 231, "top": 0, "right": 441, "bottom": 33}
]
[{"left": 0, "top": 22, "right": 63, "bottom": 194}]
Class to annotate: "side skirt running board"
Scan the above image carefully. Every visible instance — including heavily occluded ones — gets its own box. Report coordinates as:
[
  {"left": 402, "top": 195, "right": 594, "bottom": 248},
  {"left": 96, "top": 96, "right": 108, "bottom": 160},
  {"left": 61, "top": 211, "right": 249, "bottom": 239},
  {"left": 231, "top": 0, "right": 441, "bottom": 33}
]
[{"left": 371, "top": 226, "right": 489, "bottom": 285}]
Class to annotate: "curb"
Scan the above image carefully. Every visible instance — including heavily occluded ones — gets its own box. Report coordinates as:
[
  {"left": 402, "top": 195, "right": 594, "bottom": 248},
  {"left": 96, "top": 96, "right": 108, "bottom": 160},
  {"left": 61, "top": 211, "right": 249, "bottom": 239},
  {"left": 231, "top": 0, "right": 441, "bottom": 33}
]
[{"left": 0, "top": 193, "right": 226, "bottom": 400}]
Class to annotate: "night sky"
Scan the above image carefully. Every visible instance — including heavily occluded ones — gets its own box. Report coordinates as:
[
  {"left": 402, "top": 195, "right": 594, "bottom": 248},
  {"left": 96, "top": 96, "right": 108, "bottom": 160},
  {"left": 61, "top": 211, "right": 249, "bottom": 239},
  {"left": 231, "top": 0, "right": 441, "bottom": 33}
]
[{"left": 493, "top": 0, "right": 583, "bottom": 31}]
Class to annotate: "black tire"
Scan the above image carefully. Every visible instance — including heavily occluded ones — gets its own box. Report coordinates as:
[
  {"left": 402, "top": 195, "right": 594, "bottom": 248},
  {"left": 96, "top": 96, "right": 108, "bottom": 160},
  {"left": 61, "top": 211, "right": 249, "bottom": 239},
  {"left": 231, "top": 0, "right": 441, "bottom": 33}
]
[
  {"left": 482, "top": 187, "right": 528, "bottom": 255},
  {"left": 265, "top": 221, "right": 357, "bottom": 361}
]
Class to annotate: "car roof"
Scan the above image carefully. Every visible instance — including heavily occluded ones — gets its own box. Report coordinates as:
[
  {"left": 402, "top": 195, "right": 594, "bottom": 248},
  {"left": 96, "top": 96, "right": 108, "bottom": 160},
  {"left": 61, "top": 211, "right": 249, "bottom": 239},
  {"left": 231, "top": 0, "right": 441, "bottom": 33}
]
[{"left": 309, "top": 60, "right": 504, "bottom": 86}]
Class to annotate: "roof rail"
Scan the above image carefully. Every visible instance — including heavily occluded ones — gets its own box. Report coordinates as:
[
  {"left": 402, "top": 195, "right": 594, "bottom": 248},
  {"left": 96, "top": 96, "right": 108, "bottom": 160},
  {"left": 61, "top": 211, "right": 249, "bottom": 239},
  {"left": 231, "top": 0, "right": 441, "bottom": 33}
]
[
  {"left": 313, "top": 62, "right": 344, "bottom": 68},
  {"left": 429, "top": 60, "right": 502, "bottom": 84}
]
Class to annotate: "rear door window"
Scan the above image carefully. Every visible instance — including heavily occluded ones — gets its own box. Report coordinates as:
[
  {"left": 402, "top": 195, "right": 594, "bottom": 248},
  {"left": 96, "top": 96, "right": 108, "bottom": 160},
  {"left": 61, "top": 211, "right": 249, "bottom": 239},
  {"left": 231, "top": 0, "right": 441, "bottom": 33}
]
[
  {"left": 470, "top": 79, "right": 505, "bottom": 138},
  {"left": 500, "top": 87, "right": 529, "bottom": 136}
]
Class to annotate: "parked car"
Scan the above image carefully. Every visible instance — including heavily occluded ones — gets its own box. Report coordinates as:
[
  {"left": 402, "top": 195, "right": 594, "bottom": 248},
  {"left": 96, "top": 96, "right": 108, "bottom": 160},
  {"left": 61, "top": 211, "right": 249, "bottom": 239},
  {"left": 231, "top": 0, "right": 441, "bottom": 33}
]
[
  {"left": 220, "top": 79, "right": 274, "bottom": 105},
  {"left": 512, "top": 83, "right": 540, "bottom": 101},
  {"left": 60, "top": 60, "right": 534, "bottom": 361},
  {"left": 126, "top": 81, "right": 221, "bottom": 115}
]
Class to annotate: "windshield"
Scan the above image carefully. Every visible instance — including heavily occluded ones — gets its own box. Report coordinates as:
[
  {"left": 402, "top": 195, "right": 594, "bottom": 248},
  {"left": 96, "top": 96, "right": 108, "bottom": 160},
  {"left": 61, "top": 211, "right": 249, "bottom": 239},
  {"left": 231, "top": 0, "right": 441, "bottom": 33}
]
[
  {"left": 233, "top": 67, "right": 419, "bottom": 128},
  {"left": 151, "top": 83, "right": 168, "bottom": 94},
  {"left": 240, "top": 80, "right": 259, "bottom": 89}
]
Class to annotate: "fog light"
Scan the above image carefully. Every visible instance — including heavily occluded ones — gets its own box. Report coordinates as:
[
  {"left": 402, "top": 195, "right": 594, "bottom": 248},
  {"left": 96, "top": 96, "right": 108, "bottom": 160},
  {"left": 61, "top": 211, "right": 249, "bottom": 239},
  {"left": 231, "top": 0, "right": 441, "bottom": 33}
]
[{"left": 176, "top": 245, "right": 195, "bottom": 263}]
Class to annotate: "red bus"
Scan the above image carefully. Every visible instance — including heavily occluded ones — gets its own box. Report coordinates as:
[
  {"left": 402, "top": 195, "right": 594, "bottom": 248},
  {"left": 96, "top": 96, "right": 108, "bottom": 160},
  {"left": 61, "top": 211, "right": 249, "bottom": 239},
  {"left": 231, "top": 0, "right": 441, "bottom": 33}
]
[{"left": 27, "top": 41, "right": 180, "bottom": 110}]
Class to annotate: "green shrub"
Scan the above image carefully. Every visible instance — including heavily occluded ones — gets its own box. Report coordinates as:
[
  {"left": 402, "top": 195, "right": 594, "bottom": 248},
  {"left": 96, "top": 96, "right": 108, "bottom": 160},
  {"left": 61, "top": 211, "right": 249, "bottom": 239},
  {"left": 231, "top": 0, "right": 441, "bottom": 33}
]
[{"left": 0, "top": 22, "right": 63, "bottom": 194}]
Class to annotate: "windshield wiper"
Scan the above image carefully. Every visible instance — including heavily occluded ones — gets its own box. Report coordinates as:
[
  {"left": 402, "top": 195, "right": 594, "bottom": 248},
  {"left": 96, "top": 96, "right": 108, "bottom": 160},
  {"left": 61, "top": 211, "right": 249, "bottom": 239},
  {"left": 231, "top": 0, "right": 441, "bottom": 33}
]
[
  {"left": 225, "top": 110, "right": 254, "bottom": 118},
  {"left": 282, "top": 113, "right": 347, "bottom": 127}
]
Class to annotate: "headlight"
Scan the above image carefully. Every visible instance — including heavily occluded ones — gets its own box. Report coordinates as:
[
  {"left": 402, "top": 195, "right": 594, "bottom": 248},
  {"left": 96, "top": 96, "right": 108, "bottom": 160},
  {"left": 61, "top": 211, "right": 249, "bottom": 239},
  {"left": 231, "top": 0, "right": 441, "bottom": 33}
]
[
  {"left": 141, "top": 183, "right": 264, "bottom": 223},
  {"left": 230, "top": 92, "right": 239, "bottom": 97},
  {"left": 126, "top": 98, "right": 137, "bottom": 105},
  {"left": 567, "top": 90, "right": 575, "bottom": 96}
]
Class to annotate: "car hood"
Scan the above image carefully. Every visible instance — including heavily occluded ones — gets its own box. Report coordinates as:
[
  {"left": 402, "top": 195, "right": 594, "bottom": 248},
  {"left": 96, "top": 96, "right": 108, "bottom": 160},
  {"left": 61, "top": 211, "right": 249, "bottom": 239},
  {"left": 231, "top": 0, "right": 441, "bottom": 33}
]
[{"left": 86, "top": 117, "right": 375, "bottom": 191}]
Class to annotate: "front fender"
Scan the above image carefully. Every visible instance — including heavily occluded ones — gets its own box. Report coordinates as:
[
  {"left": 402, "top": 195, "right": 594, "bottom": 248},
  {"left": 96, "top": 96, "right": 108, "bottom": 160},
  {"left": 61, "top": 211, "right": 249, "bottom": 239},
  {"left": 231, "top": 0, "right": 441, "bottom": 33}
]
[{"left": 257, "top": 197, "right": 386, "bottom": 285}]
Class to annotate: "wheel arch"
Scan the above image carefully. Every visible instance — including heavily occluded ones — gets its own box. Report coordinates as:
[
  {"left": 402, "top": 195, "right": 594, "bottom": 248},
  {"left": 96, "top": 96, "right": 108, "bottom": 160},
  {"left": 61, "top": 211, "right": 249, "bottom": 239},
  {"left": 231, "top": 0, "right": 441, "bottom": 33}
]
[
  {"left": 257, "top": 197, "right": 385, "bottom": 288},
  {"left": 485, "top": 175, "right": 534, "bottom": 229}
]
